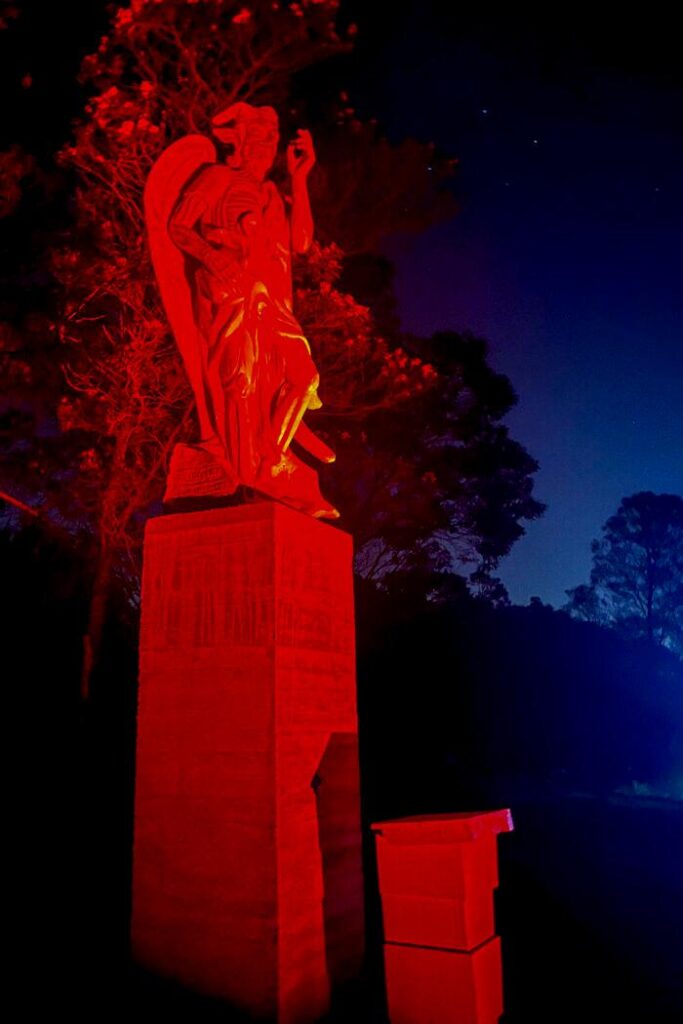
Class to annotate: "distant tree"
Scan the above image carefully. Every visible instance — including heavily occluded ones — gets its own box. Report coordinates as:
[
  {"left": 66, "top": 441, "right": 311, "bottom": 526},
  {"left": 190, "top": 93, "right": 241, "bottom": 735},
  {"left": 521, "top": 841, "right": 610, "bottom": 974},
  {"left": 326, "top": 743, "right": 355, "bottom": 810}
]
[
  {"left": 341, "top": 330, "right": 545, "bottom": 604},
  {"left": 564, "top": 492, "right": 683, "bottom": 658}
]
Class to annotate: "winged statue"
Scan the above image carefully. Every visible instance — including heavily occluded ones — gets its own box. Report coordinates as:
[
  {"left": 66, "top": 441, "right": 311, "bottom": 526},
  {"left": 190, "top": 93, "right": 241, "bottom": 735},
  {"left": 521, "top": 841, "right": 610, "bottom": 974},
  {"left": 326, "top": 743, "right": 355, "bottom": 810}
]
[{"left": 144, "top": 101, "right": 338, "bottom": 519}]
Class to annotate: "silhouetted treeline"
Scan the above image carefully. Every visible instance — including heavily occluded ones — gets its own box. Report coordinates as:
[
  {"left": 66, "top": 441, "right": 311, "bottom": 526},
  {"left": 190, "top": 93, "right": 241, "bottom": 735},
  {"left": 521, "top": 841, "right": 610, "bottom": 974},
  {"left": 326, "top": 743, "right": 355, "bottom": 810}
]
[
  {"left": 4, "top": 523, "right": 680, "bottom": 832},
  {"left": 3, "top": 525, "right": 682, "bottom": 1019},
  {"left": 355, "top": 580, "right": 683, "bottom": 822}
]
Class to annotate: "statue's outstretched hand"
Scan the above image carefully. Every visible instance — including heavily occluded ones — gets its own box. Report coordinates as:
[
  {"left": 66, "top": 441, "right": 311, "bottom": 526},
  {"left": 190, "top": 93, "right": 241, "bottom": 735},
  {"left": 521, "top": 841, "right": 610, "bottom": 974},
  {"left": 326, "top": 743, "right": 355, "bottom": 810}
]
[{"left": 287, "top": 129, "right": 316, "bottom": 180}]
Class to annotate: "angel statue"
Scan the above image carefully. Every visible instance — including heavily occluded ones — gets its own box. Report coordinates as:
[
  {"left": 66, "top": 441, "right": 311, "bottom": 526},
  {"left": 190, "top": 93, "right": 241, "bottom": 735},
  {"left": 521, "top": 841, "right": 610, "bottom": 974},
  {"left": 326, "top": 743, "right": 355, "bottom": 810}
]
[{"left": 144, "top": 101, "right": 339, "bottom": 519}]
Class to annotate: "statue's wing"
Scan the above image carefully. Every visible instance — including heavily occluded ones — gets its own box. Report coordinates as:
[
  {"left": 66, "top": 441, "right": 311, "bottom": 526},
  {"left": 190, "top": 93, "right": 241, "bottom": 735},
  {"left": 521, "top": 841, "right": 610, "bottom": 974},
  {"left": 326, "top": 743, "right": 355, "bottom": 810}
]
[{"left": 144, "top": 133, "right": 216, "bottom": 435}]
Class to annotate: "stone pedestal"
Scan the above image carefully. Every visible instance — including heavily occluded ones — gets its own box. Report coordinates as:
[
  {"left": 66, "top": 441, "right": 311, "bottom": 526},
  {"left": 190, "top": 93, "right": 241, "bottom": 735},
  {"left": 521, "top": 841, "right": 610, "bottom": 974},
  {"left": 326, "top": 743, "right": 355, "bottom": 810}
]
[{"left": 131, "top": 503, "right": 364, "bottom": 1022}]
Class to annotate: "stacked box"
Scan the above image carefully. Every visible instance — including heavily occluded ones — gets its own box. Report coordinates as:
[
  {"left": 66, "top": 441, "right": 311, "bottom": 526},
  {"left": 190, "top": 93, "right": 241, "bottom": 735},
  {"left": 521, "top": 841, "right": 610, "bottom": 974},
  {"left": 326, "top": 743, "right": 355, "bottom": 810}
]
[{"left": 372, "top": 811, "right": 513, "bottom": 1024}]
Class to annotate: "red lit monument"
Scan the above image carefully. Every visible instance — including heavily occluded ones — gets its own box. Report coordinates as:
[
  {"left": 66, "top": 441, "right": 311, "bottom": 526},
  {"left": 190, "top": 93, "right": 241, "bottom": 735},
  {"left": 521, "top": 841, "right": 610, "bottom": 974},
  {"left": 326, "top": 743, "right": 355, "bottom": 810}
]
[
  {"left": 131, "top": 105, "right": 364, "bottom": 1021},
  {"left": 144, "top": 101, "right": 337, "bottom": 517}
]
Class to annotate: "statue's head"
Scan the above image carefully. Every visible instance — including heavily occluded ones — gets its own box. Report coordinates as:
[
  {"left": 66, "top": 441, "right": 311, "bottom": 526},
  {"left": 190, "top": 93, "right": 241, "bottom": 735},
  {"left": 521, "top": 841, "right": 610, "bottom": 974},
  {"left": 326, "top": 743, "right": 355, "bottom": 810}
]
[{"left": 211, "top": 102, "right": 279, "bottom": 180}]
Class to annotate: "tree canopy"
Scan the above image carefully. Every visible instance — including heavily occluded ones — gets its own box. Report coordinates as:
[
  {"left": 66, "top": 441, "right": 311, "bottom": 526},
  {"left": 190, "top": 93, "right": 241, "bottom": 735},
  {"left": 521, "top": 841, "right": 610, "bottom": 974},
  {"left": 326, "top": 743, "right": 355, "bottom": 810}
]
[
  {"left": 1, "top": 0, "right": 545, "bottom": 693},
  {"left": 565, "top": 492, "right": 683, "bottom": 659}
]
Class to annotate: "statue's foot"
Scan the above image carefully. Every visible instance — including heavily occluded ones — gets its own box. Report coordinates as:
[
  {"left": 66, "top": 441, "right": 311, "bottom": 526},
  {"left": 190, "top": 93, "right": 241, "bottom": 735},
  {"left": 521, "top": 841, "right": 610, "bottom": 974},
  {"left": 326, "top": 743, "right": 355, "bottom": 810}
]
[
  {"left": 254, "top": 449, "right": 339, "bottom": 521},
  {"left": 313, "top": 503, "right": 341, "bottom": 520},
  {"left": 278, "top": 494, "right": 340, "bottom": 519}
]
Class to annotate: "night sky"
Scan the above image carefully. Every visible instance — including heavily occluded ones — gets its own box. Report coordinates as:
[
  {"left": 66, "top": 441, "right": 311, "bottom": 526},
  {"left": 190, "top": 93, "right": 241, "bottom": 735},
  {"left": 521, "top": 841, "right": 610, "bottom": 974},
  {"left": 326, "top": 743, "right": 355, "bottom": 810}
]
[
  {"left": 4, "top": 4, "right": 682, "bottom": 607},
  {"left": 343, "top": 5, "right": 683, "bottom": 606}
]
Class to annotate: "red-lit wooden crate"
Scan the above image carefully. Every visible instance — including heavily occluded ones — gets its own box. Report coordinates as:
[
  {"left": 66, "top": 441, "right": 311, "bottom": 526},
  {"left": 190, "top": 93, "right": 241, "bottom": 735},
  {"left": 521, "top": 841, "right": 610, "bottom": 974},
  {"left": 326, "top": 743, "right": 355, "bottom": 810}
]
[
  {"left": 384, "top": 936, "right": 503, "bottom": 1024},
  {"left": 380, "top": 892, "right": 495, "bottom": 952},
  {"left": 371, "top": 811, "right": 513, "bottom": 951}
]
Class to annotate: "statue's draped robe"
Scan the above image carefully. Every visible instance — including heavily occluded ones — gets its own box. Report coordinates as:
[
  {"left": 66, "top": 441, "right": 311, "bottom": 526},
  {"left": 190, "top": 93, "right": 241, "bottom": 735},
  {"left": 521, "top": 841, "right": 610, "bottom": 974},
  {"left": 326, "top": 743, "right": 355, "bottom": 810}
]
[{"left": 172, "top": 165, "right": 319, "bottom": 488}]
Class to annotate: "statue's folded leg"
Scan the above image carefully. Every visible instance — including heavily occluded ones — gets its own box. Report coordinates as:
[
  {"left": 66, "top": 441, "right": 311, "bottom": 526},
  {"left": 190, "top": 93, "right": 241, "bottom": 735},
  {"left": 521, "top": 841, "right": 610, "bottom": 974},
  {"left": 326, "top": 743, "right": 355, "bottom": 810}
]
[
  {"left": 273, "top": 380, "right": 319, "bottom": 454},
  {"left": 271, "top": 331, "right": 322, "bottom": 453}
]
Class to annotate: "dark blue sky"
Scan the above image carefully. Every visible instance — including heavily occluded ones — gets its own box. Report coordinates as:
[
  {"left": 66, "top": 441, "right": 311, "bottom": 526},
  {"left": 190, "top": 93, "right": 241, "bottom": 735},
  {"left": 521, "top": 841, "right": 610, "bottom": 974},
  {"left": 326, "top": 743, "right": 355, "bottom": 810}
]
[{"left": 345, "top": 6, "right": 683, "bottom": 606}]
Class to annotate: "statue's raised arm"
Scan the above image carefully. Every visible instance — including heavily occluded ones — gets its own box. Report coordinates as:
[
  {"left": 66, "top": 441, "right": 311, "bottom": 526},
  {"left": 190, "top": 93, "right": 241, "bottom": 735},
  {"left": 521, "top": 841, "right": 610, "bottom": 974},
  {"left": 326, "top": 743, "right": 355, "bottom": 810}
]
[
  {"left": 144, "top": 102, "right": 337, "bottom": 518},
  {"left": 287, "top": 128, "right": 316, "bottom": 254}
]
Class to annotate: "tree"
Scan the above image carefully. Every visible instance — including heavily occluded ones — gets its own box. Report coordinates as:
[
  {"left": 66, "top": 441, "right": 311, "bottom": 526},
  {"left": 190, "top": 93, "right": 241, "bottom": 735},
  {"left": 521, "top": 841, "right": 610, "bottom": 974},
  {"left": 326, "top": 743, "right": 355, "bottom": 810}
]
[
  {"left": 332, "top": 330, "right": 545, "bottom": 603},
  {"left": 49, "top": 0, "right": 454, "bottom": 695},
  {"left": 564, "top": 492, "right": 683, "bottom": 658},
  {"left": 0, "top": 0, "right": 544, "bottom": 696}
]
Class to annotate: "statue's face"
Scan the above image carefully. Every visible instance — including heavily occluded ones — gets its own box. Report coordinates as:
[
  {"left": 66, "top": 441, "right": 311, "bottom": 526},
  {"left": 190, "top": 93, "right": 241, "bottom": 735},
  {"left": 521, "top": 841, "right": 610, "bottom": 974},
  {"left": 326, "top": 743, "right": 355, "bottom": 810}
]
[{"left": 242, "top": 122, "right": 278, "bottom": 180}]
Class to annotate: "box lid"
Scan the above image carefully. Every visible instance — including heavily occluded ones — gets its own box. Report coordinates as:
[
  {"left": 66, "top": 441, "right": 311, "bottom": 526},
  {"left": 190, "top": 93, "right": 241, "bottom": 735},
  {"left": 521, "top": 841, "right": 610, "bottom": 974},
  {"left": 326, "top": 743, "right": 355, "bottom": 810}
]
[{"left": 370, "top": 809, "right": 513, "bottom": 845}]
